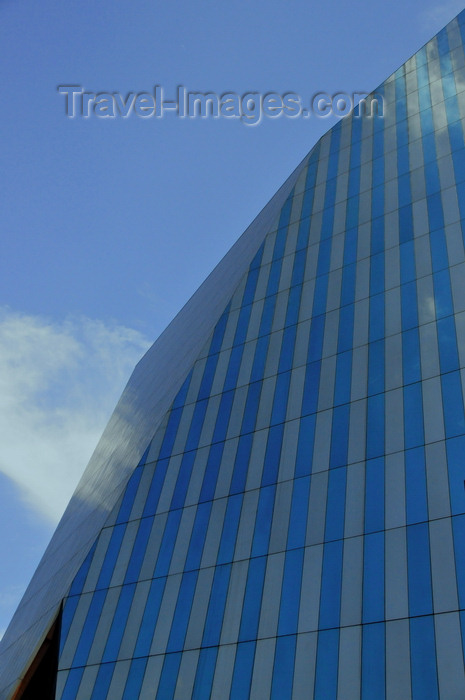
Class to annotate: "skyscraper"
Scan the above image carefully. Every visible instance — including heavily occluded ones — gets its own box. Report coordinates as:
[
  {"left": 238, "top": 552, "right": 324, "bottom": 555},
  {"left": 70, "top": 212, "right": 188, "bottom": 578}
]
[{"left": 3, "top": 9, "right": 465, "bottom": 699}]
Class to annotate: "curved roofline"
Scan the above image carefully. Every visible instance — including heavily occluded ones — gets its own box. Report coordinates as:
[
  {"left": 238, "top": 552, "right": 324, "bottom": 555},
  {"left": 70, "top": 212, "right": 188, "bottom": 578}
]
[{"left": 0, "top": 141, "right": 310, "bottom": 700}]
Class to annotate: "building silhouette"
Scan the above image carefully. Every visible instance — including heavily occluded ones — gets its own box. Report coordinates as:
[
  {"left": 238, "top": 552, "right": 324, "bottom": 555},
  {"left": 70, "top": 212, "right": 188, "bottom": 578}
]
[{"left": 3, "top": 9, "right": 465, "bottom": 699}]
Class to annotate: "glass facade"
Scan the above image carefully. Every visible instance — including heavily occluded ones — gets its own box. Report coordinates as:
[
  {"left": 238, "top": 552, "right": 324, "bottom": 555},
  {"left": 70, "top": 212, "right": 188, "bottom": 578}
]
[{"left": 4, "top": 9, "right": 465, "bottom": 700}]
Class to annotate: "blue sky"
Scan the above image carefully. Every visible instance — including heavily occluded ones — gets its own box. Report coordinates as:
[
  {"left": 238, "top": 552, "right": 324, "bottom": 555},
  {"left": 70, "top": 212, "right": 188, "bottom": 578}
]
[{"left": 0, "top": 0, "right": 463, "bottom": 636}]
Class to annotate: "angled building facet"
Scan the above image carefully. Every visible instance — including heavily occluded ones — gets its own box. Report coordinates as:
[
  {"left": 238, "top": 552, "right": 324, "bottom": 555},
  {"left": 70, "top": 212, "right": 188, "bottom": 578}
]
[{"left": 3, "top": 9, "right": 465, "bottom": 698}]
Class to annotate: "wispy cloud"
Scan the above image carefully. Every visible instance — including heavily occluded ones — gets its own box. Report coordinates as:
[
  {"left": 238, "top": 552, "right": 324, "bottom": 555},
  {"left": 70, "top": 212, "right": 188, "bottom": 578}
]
[
  {"left": 0, "top": 583, "right": 28, "bottom": 640},
  {"left": 0, "top": 308, "right": 151, "bottom": 522},
  {"left": 419, "top": 0, "right": 464, "bottom": 34}
]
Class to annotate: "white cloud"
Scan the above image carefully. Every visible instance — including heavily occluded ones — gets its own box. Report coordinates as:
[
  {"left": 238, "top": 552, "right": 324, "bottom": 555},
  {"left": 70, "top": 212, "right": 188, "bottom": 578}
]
[{"left": 0, "top": 308, "right": 151, "bottom": 523}]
